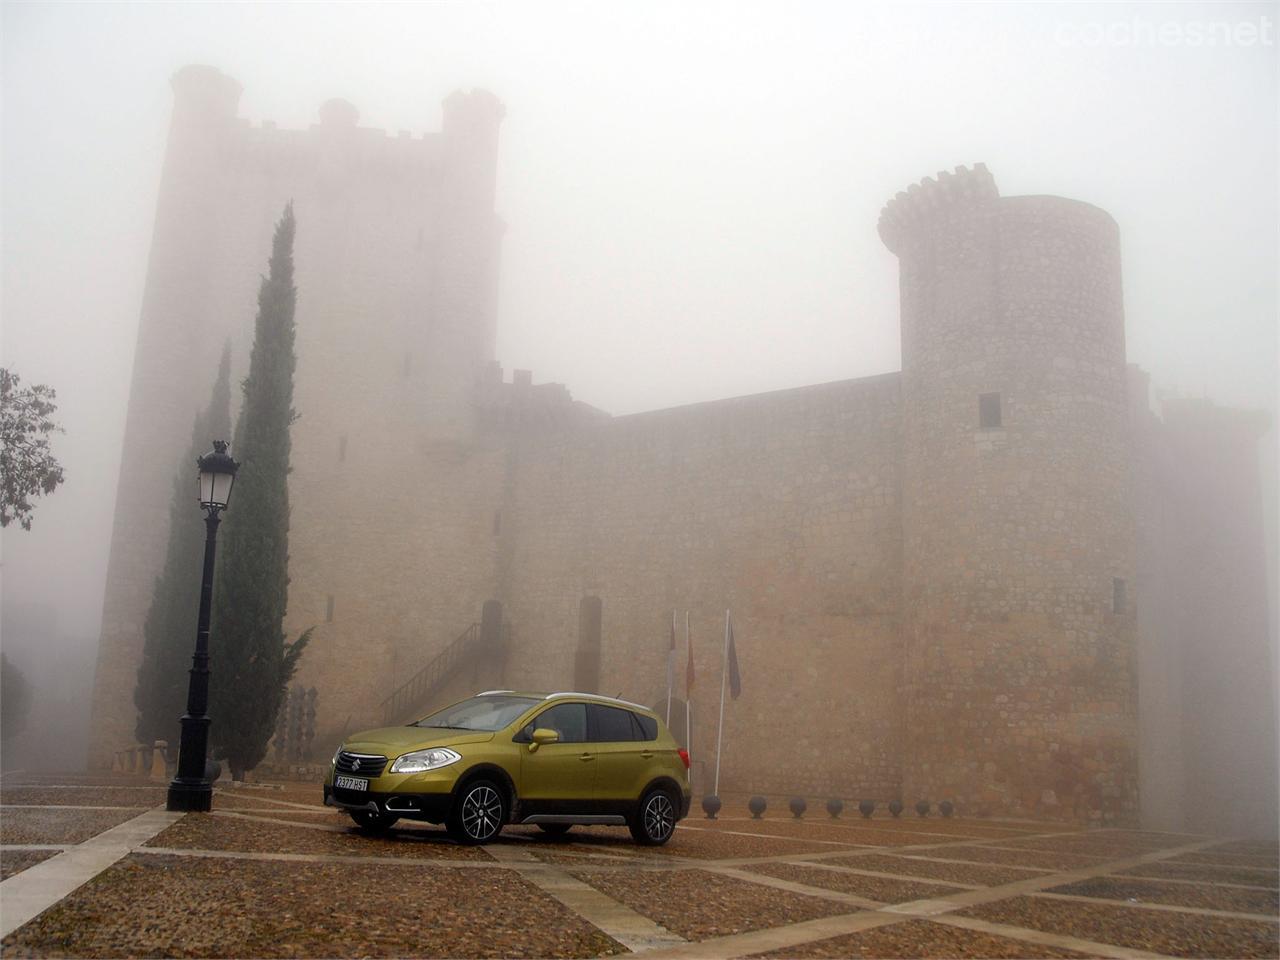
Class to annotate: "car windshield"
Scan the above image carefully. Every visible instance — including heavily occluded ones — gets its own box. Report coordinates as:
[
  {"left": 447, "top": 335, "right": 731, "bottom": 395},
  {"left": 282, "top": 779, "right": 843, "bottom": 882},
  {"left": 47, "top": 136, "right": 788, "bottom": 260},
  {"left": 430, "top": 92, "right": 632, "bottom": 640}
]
[{"left": 412, "top": 695, "right": 539, "bottom": 732}]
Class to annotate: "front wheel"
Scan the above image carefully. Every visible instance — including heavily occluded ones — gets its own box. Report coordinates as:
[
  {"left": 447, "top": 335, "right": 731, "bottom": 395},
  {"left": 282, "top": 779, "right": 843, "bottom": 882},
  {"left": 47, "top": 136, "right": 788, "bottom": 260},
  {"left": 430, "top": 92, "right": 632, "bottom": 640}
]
[
  {"left": 447, "top": 779, "right": 506, "bottom": 845},
  {"left": 629, "top": 788, "right": 677, "bottom": 846},
  {"left": 349, "top": 809, "right": 399, "bottom": 833}
]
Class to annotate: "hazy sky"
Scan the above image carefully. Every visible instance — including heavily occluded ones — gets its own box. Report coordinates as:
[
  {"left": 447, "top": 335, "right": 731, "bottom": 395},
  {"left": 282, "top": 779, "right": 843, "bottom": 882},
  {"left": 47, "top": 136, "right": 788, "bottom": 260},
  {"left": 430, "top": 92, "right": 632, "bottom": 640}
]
[{"left": 2, "top": 1, "right": 1276, "bottom": 646}]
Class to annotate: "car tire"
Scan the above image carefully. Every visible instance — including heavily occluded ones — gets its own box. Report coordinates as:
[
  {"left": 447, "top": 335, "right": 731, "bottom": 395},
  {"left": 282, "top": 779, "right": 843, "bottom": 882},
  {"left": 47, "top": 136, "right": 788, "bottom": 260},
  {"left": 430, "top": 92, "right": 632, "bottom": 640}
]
[
  {"left": 629, "top": 787, "right": 677, "bottom": 846},
  {"left": 536, "top": 822, "right": 572, "bottom": 838},
  {"left": 349, "top": 809, "right": 399, "bottom": 833},
  {"left": 447, "top": 779, "right": 506, "bottom": 845}
]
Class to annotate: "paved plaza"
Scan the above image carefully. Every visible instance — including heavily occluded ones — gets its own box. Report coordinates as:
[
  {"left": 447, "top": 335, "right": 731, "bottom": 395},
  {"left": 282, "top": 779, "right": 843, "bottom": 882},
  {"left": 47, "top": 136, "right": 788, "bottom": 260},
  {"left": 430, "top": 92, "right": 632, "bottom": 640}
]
[{"left": 0, "top": 774, "right": 1275, "bottom": 958}]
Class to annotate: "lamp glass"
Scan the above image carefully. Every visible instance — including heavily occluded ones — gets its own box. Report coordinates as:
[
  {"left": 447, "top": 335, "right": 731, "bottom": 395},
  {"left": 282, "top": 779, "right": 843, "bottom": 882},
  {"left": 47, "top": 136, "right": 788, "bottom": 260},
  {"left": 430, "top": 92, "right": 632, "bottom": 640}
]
[
  {"left": 198, "top": 467, "right": 215, "bottom": 507},
  {"left": 210, "top": 469, "right": 235, "bottom": 508},
  {"left": 198, "top": 457, "right": 236, "bottom": 509}
]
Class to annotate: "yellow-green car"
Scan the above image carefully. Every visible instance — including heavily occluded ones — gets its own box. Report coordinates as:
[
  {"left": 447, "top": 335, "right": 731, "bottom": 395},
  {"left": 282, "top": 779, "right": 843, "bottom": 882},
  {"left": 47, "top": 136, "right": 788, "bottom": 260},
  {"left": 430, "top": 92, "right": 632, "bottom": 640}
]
[{"left": 323, "top": 691, "right": 692, "bottom": 845}]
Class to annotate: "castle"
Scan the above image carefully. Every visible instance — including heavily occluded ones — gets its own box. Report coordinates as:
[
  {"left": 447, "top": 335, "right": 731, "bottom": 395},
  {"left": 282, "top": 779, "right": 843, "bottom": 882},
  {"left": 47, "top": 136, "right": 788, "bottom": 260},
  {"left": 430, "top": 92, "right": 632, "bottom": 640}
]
[{"left": 89, "top": 66, "right": 1277, "bottom": 834}]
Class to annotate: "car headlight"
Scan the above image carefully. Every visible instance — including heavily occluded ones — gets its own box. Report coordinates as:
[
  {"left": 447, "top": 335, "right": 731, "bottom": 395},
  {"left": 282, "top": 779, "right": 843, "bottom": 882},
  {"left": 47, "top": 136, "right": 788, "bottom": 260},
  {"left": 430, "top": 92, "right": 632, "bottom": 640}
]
[
  {"left": 390, "top": 747, "right": 461, "bottom": 774},
  {"left": 331, "top": 746, "right": 342, "bottom": 767}
]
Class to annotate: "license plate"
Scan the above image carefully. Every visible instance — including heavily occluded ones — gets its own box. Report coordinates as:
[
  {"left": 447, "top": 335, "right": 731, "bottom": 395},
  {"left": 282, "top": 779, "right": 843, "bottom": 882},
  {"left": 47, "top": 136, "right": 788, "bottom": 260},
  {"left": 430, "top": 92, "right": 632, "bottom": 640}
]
[{"left": 335, "top": 776, "right": 368, "bottom": 791}]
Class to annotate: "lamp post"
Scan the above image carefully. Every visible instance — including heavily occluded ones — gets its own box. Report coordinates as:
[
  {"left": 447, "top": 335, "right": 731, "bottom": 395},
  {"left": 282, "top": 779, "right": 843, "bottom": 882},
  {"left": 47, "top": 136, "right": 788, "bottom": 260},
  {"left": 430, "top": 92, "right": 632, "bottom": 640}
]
[{"left": 167, "top": 440, "right": 238, "bottom": 812}]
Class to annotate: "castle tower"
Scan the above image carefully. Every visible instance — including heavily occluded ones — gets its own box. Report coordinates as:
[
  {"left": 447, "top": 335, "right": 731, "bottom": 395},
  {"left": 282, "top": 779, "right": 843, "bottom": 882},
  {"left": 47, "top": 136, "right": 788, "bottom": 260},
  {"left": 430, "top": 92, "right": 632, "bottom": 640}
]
[
  {"left": 88, "top": 66, "right": 247, "bottom": 768},
  {"left": 88, "top": 69, "right": 506, "bottom": 768},
  {"left": 881, "top": 166, "right": 1138, "bottom": 822}
]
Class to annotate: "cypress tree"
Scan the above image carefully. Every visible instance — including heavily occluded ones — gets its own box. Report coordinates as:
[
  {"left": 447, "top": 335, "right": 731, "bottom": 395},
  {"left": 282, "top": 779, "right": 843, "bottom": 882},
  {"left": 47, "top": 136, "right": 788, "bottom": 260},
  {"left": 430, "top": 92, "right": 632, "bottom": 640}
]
[
  {"left": 210, "top": 203, "right": 311, "bottom": 781},
  {"left": 133, "top": 344, "right": 232, "bottom": 747}
]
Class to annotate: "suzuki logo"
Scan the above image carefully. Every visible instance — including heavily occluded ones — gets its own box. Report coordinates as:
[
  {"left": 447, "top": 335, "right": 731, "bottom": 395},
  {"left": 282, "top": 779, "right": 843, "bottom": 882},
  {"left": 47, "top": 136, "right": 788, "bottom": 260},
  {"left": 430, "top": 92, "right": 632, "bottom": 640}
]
[{"left": 351, "top": 758, "right": 360, "bottom": 771}]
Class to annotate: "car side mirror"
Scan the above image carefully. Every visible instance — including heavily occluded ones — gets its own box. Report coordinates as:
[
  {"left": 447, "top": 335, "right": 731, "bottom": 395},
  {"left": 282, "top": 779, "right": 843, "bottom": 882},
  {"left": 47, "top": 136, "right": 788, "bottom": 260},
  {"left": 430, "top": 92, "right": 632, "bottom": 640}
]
[{"left": 528, "top": 728, "right": 559, "bottom": 753}]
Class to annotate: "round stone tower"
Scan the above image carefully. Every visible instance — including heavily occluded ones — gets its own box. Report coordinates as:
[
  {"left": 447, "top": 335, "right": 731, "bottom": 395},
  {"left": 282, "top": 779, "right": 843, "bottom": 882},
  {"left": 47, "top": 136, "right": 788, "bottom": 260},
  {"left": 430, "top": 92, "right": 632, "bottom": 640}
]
[{"left": 881, "top": 165, "right": 1137, "bottom": 823}]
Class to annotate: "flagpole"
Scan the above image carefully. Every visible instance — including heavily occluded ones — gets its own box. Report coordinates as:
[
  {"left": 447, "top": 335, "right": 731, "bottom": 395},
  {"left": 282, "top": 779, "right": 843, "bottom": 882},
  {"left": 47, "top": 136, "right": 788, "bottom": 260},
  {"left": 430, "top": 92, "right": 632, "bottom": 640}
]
[
  {"left": 685, "top": 610, "right": 692, "bottom": 762},
  {"left": 714, "top": 608, "right": 729, "bottom": 796},
  {"left": 666, "top": 609, "right": 675, "bottom": 726}
]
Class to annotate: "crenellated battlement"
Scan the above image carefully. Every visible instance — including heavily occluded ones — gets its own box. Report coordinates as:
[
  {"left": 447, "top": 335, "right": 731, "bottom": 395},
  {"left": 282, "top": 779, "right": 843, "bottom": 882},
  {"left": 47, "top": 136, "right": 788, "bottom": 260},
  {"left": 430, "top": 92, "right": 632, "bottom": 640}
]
[
  {"left": 168, "top": 65, "right": 503, "bottom": 182},
  {"left": 877, "top": 163, "right": 998, "bottom": 255}
]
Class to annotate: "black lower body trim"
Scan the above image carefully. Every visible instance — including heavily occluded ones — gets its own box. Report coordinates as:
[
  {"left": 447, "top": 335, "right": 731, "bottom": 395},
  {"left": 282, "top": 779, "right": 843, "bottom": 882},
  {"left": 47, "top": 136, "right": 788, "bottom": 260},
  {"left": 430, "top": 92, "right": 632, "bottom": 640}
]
[{"left": 324, "top": 784, "right": 451, "bottom": 823}]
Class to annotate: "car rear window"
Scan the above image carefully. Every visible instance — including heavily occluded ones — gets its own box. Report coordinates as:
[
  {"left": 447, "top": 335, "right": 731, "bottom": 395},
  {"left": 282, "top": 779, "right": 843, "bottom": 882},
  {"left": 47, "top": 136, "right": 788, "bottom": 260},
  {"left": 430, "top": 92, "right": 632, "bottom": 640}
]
[
  {"left": 632, "top": 713, "right": 658, "bottom": 741},
  {"left": 589, "top": 704, "right": 640, "bottom": 742}
]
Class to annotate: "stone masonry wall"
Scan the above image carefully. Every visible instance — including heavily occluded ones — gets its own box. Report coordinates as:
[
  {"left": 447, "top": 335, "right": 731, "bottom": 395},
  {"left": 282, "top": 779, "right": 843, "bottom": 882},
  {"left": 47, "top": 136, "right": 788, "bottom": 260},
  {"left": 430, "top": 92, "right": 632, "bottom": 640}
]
[
  {"left": 885, "top": 167, "right": 1138, "bottom": 823},
  {"left": 498, "top": 376, "right": 905, "bottom": 800},
  {"left": 89, "top": 67, "right": 504, "bottom": 766}
]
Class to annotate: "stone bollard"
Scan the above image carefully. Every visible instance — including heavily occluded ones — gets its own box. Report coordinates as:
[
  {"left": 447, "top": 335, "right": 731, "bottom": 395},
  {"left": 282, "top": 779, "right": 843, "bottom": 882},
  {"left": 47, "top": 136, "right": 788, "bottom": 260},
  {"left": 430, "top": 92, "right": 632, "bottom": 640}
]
[
  {"left": 126, "top": 747, "right": 138, "bottom": 773},
  {"left": 113, "top": 751, "right": 125, "bottom": 773},
  {"left": 150, "top": 741, "right": 168, "bottom": 782}
]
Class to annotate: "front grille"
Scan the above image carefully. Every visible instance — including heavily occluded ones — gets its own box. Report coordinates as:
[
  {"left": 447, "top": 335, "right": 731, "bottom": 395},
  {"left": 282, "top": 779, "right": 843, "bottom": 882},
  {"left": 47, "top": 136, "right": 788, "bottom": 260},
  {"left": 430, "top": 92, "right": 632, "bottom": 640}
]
[{"left": 336, "top": 751, "right": 387, "bottom": 777}]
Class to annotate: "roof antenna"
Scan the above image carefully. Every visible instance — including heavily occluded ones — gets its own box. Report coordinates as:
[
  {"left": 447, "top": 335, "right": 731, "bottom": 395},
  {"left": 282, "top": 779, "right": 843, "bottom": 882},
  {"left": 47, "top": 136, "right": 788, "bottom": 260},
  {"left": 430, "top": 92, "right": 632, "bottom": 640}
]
[{"left": 615, "top": 691, "right": 623, "bottom": 698}]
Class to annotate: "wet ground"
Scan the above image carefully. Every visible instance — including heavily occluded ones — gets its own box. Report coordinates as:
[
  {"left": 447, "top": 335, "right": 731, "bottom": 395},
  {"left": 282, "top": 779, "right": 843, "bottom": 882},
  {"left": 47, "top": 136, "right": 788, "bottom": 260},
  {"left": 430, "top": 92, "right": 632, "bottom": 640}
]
[{"left": 1, "top": 773, "right": 1275, "bottom": 958}]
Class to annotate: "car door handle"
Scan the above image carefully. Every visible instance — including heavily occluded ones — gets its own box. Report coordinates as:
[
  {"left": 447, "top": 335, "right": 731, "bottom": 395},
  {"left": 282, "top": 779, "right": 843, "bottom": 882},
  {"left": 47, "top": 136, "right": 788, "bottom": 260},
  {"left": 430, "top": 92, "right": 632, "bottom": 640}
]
[
  {"left": 640, "top": 751, "right": 654, "bottom": 759},
  {"left": 579, "top": 753, "right": 595, "bottom": 762}
]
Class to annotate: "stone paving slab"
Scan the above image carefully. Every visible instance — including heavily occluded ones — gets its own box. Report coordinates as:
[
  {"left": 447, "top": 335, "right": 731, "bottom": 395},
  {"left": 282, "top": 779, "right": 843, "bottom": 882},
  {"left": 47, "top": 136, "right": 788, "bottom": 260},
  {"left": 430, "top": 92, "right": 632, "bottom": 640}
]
[
  {"left": 1119, "top": 860, "right": 1280, "bottom": 889},
  {"left": 959, "top": 894, "right": 1279, "bottom": 959},
  {"left": 571, "top": 867, "right": 856, "bottom": 940},
  {"left": 826, "top": 852, "right": 1049, "bottom": 887},
  {"left": 3, "top": 776, "right": 1276, "bottom": 959},
  {"left": 144, "top": 811, "right": 491, "bottom": 860},
  {"left": 924, "top": 844, "right": 1114, "bottom": 871},
  {"left": 1048, "top": 875, "right": 1280, "bottom": 916},
  {"left": 0, "top": 808, "right": 147, "bottom": 846},
  {"left": 747, "top": 916, "right": 1094, "bottom": 958},
  {"left": 0, "top": 851, "right": 60, "bottom": 883},
  {"left": 745, "top": 861, "right": 965, "bottom": 905},
  {"left": 485, "top": 842, "right": 686, "bottom": 951},
  {"left": 0, "top": 807, "right": 182, "bottom": 938},
  {"left": 1, "top": 853, "right": 626, "bottom": 958},
  {"left": 0, "top": 788, "right": 166, "bottom": 808},
  {"left": 1175, "top": 851, "right": 1280, "bottom": 870},
  {"left": 569, "top": 825, "right": 839, "bottom": 860}
]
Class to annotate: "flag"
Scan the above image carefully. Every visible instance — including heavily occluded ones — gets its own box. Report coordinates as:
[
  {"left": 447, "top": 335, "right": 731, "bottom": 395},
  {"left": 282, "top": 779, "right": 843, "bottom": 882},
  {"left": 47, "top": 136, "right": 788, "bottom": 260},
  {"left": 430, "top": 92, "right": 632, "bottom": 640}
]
[
  {"left": 727, "top": 615, "right": 741, "bottom": 699},
  {"left": 686, "top": 616, "right": 695, "bottom": 693}
]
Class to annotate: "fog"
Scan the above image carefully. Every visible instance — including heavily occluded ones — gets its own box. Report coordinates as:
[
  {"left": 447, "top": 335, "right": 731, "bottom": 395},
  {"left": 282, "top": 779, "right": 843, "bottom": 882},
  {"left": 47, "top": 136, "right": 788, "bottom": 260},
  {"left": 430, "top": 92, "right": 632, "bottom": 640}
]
[{"left": 1, "top": 1, "right": 1275, "bottom": 818}]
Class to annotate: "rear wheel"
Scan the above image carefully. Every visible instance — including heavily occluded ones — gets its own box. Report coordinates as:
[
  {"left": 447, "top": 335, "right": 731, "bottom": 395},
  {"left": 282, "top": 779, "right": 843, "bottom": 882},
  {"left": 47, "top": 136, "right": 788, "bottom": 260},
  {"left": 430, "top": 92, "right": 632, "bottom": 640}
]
[
  {"left": 447, "top": 779, "right": 506, "bottom": 845},
  {"left": 349, "top": 809, "right": 399, "bottom": 833},
  {"left": 537, "top": 822, "right": 573, "bottom": 838},
  {"left": 629, "top": 787, "right": 677, "bottom": 846}
]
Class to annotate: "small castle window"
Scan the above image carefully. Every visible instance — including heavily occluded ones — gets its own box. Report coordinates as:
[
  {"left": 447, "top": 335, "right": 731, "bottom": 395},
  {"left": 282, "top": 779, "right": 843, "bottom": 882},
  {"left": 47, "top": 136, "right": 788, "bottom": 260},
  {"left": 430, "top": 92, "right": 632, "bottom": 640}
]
[
  {"left": 338, "top": 435, "right": 348, "bottom": 462},
  {"left": 1112, "top": 578, "right": 1126, "bottom": 614},
  {"left": 979, "top": 392, "right": 1002, "bottom": 429},
  {"left": 325, "top": 595, "right": 335, "bottom": 623}
]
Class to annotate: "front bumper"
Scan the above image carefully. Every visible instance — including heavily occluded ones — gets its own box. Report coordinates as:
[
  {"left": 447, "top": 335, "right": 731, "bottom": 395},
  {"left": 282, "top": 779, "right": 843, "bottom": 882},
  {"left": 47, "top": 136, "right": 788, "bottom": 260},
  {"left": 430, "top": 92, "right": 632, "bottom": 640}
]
[{"left": 323, "top": 783, "right": 452, "bottom": 823}]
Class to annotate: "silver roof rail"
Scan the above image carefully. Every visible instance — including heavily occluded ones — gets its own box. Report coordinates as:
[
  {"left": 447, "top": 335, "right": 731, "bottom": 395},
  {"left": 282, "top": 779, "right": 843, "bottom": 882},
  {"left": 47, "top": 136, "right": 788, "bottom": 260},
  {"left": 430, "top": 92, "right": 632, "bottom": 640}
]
[
  {"left": 544, "top": 691, "right": 651, "bottom": 711},
  {"left": 476, "top": 689, "right": 516, "bottom": 696}
]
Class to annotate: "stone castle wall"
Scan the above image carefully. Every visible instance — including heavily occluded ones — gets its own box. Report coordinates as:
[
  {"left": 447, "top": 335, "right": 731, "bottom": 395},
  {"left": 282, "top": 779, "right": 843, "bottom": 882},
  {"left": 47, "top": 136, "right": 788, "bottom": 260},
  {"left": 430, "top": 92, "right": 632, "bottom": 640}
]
[
  {"left": 497, "top": 375, "right": 904, "bottom": 798},
  {"left": 89, "top": 69, "right": 1275, "bottom": 832},
  {"left": 883, "top": 166, "right": 1137, "bottom": 822},
  {"left": 89, "top": 65, "right": 504, "bottom": 763}
]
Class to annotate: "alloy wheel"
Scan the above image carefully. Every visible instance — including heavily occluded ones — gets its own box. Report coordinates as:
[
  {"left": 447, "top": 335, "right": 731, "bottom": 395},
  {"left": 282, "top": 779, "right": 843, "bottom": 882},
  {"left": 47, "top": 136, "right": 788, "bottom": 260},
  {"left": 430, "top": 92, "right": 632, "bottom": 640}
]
[
  {"left": 461, "top": 784, "right": 503, "bottom": 841},
  {"left": 643, "top": 792, "right": 675, "bottom": 841}
]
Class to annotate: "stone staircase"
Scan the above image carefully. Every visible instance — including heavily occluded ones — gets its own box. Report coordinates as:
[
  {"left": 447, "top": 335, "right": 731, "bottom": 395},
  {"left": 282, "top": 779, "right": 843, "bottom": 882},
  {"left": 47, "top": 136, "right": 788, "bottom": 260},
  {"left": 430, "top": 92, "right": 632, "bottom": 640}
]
[{"left": 379, "top": 603, "right": 509, "bottom": 725}]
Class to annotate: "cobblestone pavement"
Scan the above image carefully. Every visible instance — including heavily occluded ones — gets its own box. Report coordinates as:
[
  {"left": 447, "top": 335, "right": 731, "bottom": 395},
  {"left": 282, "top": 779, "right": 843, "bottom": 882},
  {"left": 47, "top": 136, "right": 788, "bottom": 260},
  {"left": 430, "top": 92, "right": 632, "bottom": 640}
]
[{"left": 1, "top": 775, "right": 1276, "bottom": 958}]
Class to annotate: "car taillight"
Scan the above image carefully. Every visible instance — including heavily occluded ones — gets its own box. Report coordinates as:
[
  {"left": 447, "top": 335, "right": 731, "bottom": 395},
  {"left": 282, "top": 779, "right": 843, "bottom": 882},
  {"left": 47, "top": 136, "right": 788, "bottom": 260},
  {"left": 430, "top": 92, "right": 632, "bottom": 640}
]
[{"left": 677, "top": 748, "right": 690, "bottom": 769}]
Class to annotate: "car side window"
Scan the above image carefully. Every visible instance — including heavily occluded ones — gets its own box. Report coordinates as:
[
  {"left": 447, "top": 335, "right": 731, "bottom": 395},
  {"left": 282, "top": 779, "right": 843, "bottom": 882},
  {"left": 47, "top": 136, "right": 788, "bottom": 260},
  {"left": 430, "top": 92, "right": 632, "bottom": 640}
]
[
  {"left": 526, "top": 702, "right": 587, "bottom": 743},
  {"left": 589, "top": 704, "right": 640, "bottom": 742},
  {"left": 631, "top": 712, "right": 658, "bottom": 741}
]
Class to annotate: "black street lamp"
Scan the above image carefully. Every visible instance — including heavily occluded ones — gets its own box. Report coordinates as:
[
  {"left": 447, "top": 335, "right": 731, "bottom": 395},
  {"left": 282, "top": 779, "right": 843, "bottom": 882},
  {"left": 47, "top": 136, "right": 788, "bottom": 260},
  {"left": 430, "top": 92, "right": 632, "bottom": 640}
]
[{"left": 167, "top": 440, "right": 238, "bottom": 812}]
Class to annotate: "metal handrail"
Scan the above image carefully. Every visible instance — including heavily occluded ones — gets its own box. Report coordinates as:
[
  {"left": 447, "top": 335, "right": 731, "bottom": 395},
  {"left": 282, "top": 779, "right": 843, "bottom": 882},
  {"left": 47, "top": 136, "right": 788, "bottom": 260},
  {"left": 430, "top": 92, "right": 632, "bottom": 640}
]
[{"left": 380, "top": 623, "right": 478, "bottom": 725}]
